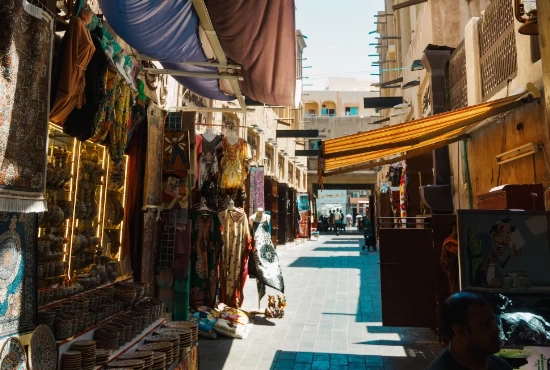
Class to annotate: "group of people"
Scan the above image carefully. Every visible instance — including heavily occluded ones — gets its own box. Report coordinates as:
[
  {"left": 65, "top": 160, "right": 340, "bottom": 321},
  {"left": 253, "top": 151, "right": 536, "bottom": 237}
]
[{"left": 327, "top": 209, "right": 344, "bottom": 235}]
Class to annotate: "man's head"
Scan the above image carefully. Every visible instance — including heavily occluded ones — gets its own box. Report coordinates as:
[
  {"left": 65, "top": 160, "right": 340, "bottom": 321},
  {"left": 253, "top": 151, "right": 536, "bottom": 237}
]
[
  {"left": 443, "top": 292, "right": 500, "bottom": 355},
  {"left": 490, "top": 218, "right": 515, "bottom": 255}
]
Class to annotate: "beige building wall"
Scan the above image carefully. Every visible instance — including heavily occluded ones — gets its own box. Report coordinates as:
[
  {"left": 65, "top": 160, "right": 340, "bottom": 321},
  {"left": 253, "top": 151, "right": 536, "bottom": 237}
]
[{"left": 374, "top": 0, "right": 549, "bottom": 211}]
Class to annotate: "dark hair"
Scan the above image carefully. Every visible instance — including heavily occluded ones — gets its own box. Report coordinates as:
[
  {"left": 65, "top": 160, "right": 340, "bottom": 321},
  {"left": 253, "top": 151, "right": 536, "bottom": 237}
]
[
  {"left": 442, "top": 292, "right": 490, "bottom": 339},
  {"left": 489, "top": 217, "right": 515, "bottom": 234}
]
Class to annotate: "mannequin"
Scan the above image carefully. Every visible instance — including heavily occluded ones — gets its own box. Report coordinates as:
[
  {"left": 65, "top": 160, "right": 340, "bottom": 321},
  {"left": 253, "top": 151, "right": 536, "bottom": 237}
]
[
  {"left": 202, "top": 126, "right": 217, "bottom": 142},
  {"left": 227, "top": 198, "right": 235, "bottom": 211},
  {"left": 226, "top": 129, "right": 239, "bottom": 145},
  {"left": 249, "top": 207, "right": 270, "bottom": 227}
]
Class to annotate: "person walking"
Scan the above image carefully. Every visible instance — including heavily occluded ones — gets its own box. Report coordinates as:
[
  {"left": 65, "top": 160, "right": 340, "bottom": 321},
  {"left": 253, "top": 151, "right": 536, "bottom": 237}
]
[
  {"left": 334, "top": 209, "right": 342, "bottom": 236},
  {"left": 328, "top": 211, "right": 335, "bottom": 232}
]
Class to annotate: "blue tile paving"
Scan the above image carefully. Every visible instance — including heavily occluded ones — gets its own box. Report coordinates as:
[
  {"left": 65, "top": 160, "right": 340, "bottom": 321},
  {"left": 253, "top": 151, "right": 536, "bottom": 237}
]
[{"left": 198, "top": 235, "right": 443, "bottom": 369}]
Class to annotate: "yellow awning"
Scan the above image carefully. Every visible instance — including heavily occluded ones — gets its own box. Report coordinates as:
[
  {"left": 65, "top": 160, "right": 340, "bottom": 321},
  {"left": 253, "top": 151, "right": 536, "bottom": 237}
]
[{"left": 320, "top": 88, "right": 539, "bottom": 177}]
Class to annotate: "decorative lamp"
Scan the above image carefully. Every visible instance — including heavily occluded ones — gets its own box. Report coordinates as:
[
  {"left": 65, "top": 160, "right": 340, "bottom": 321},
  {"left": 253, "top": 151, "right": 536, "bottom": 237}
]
[{"left": 515, "top": 0, "right": 538, "bottom": 35}]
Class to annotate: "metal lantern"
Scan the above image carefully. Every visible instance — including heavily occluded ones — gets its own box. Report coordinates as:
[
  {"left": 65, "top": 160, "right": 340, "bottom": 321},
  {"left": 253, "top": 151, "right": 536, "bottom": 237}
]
[{"left": 515, "top": 0, "right": 538, "bottom": 35}]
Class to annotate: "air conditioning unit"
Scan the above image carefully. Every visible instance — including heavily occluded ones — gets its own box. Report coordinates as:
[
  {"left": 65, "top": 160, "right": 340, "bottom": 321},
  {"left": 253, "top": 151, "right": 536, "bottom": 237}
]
[{"left": 352, "top": 192, "right": 360, "bottom": 198}]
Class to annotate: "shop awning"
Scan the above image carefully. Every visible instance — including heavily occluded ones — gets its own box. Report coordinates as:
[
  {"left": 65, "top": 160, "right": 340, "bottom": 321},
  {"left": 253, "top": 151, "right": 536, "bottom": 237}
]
[
  {"left": 320, "top": 87, "right": 540, "bottom": 177},
  {"left": 98, "top": 0, "right": 296, "bottom": 106}
]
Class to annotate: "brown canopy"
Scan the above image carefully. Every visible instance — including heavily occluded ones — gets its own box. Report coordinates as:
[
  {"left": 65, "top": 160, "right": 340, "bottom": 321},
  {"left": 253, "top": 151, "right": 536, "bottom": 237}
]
[{"left": 205, "top": 0, "right": 297, "bottom": 107}]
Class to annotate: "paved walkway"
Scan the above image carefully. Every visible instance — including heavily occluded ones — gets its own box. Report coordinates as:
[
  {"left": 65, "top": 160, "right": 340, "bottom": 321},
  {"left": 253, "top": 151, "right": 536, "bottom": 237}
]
[{"left": 199, "top": 235, "right": 443, "bottom": 370}]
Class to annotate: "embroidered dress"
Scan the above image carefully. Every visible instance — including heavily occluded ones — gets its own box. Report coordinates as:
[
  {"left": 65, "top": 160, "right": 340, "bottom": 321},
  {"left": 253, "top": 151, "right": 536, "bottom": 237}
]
[
  {"left": 196, "top": 134, "right": 222, "bottom": 190},
  {"left": 220, "top": 138, "right": 251, "bottom": 190},
  {"left": 251, "top": 220, "right": 284, "bottom": 301},
  {"left": 189, "top": 210, "right": 222, "bottom": 308},
  {"left": 219, "top": 209, "right": 251, "bottom": 308}
]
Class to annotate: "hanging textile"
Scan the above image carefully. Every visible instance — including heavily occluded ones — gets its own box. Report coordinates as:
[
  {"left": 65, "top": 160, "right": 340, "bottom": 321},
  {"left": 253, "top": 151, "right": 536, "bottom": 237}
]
[
  {"left": 220, "top": 138, "right": 251, "bottom": 191},
  {"left": 108, "top": 83, "right": 133, "bottom": 163},
  {"left": 144, "top": 103, "right": 167, "bottom": 208},
  {"left": 248, "top": 167, "right": 265, "bottom": 213},
  {"left": 250, "top": 218, "right": 284, "bottom": 302},
  {"left": 195, "top": 134, "right": 222, "bottom": 210},
  {"left": 63, "top": 26, "right": 107, "bottom": 141},
  {"left": 195, "top": 134, "right": 222, "bottom": 191},
  {"left": 189, "top": 210, "right": 222, "bottom": 308},
  {"left": 49, "top": 16, "right": 95, "bottom": 125},
  {"left": 219, "top": 209, "right": 251, "bottom": 308},
  {"left": 399, "top": 161, "right": 408, "bottom": 221},
  {"left": 90, "top": 69, "right": 120, "bottom": 143},
  {"left": 0, "top": 1, "right": 54, "bottom": 213},
  {"left": 142, "top": 209, "right": 161, "bottom": 295},
  {"left": 123, "top": 109, "right": 147, "bottom": 276}
]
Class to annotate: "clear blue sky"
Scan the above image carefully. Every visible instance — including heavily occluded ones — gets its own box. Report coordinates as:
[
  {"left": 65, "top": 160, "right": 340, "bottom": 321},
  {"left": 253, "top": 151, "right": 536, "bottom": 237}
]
[{"left": 296, "top": 0, "right": 386, "bottom": 90}]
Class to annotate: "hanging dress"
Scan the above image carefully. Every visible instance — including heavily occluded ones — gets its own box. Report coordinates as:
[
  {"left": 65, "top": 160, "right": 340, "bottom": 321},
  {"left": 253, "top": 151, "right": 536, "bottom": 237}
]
[
  {"left": 195, "top": 134, "right": 223, "bottom": 209},
  {"left": 219, "top": 209, "right": 251, "bottom": 308},
  {"left": 189, "top": 210, "right": 222, "bottom": 308},
  {"left": 220, "top": 137, "right": 251, "bottom": 190},
  {"left": 251, "top": 219, "right": 284, "bottom": 301}
]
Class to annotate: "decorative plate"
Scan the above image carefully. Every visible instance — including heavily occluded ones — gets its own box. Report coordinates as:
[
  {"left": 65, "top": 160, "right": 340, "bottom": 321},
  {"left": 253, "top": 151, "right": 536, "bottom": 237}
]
[
  {"left": 0, "top": 337, "right": 27, "bottom": 370},
  {"left": 29, "top": 325, "right": 57, "bottom": 370},
  {"left": 107, "top": 359, "right": 145, "bottom": 367},
  {"left": 138, "top": 342, "right": 173, "bottom": 352},
  {"left": 119, "top": 351, "right": 153, "bottom": 360}
]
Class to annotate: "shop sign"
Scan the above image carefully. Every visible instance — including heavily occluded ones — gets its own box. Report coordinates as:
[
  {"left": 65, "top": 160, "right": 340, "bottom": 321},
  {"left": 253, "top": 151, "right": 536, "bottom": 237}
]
[{"left": 317, "top": 190, "right": 347, "bottom": 204}]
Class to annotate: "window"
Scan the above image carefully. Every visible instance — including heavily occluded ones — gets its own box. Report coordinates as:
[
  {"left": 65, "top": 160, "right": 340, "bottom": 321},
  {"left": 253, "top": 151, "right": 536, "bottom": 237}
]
[
  {"left": 308, "top": 109, "right": 316, "bottom": 115},
  {"left": 310, "top": 140, "right": 322, "bottom": 150},
  {"left": 345, "top": 107, "right": 359, "bottom": 116}
]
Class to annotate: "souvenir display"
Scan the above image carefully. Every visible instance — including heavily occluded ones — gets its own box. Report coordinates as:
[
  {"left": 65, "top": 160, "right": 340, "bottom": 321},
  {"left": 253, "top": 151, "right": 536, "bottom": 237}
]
[
  {"left": 0, "top": 0, "right": 54, "bottom": 213},
  {"left": 29, "top": 324, "right": 57, "bottom": 370},
  {"left": 0, "top": 337, "right": 27, "bottom": 370}
]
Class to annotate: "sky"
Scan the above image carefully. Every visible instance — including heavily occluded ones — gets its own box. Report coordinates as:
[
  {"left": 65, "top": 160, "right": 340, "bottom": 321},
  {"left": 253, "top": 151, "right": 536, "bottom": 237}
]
[{"left": 295, "top": 0, "right": 386, "bottom": 90}]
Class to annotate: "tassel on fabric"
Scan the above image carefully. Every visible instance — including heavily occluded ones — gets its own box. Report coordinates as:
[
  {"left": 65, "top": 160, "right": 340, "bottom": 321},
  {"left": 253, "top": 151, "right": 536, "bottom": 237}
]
[{"left": 0, "top": 198, "right": 47, "bottom": 213}]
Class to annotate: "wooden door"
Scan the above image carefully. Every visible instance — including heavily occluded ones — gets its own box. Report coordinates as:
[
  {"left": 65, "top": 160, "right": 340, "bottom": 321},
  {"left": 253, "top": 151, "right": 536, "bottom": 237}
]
[
  {"left": 379, "top": 224, "right": 438, "bottom": 328},
  {"left": 277, "top": 183, "right": 287, "bottom": 245}
]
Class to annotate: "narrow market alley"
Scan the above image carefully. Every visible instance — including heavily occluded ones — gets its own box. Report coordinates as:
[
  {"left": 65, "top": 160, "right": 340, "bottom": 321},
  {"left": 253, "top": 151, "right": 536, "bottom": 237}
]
[{"left": 199, "top": 235, "right": 444, "bottom": 370}]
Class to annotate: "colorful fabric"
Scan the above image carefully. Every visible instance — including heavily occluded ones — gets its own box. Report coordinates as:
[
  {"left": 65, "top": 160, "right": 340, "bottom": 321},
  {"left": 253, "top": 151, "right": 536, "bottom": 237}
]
[
  {"left": 108, "top": 82, "right": 132, "bottom": 163},
  {"left": 249, "top": 167, "right": 265, "bottom": 214},
  {"left": 49, "top": 16, "right": 95, "bottom": 125},
  {"left": 251, "top": 220, "right": 284, "bottom": 301},
  {"left": 189, "top": 210, "right": 222, "bottom": 308},
  {"left": 195, "top": 134, "right": 222, "bottom": 191},
  {"left": 163, "top": 131, "right": 190, "bottom": 177},
  {"left": 0, "top": 2, "right": 54, "bottom": 212},
  {"left": 399, "top": 161, "right": 407, "bottom": 219},
  {"left": 218, "top": 209, "right": 251, "bottom": 308},
  {"left": 144, "top": 103, "right": 167, "bottom": 208},
  {"left": 220, "top": 138, "right": 251, "bottom": 190},
  {"left": 90, "top": 69, "right": 121, "bottom": 143},
  {"left": 0, "top": 212, "right": 37, "bottom": 337}
]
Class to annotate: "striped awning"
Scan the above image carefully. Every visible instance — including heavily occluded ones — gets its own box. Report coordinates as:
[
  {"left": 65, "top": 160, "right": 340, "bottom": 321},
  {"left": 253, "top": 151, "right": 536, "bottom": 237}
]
[{"left": 320, "top": 88, "right": 539, "bottom": 177}]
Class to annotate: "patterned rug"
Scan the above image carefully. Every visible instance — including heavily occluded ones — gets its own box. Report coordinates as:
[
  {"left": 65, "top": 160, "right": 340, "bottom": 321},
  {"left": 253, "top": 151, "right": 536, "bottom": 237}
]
[
  {"left": 0, "top": 212, "right": 37, "bottom": 337},
  {"left": 0, "top": 1, "right": 54, "bottom": 212},
  {"left": 144, "top": 103, "right": 167, "bottom": 208}
]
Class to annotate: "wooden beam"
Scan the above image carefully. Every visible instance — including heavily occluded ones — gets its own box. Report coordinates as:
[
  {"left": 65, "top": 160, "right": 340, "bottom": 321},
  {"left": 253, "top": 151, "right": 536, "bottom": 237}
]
[
  {"left": 276, "top": 130, "right": 319, "bottom": 138},
  {"left": 142, "top": 68, "right": 243, "bottom": 81},
  {"left": 295, "top": 150, "right": 319, "bottom": 157},
  {"left": 393, "top": 0, "right": 428, "bottom": 11}
]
